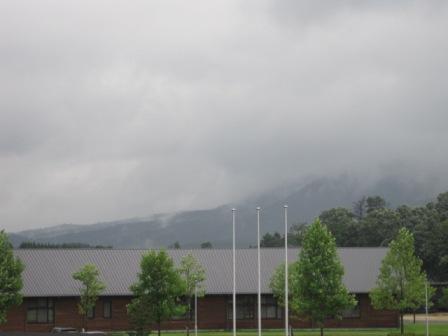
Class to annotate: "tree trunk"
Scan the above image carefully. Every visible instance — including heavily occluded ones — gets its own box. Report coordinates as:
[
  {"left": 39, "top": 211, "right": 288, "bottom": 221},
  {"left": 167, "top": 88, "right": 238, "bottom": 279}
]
[
  {"left": 186, "top": 296, "right": 191, "bottom": 336},
  {"left": 158, "top": 321, "right": 161, "bottom": 336},
  {"left": 400, "top": 313, "right": 404, "bottom": 335},
  {"left": 413, "top": 312, "right": 416, "bottom": 324},
  {"left": 320, "top": 327, "right": 324, "bottom": 336}
]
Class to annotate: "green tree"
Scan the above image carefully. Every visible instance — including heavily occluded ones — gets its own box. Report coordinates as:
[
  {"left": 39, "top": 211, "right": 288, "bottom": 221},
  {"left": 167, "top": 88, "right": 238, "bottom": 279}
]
[
  {"left": 370, "top": 228, "right": 434, "bottom": 335},
  {"left": 179, "top": 254, "right": 206, "bottom": 335},
  {"left": 269, "top": 262, "right": 298, "bottom": 309},
  {"left": 420, "top": 219, "right": 448, "bottom": 281},
  {"left": 366, "top": 196, "right": 387, "bottom": 214},
  {"left": 288, "top": 222, "right": 308, "bottom": 247},
  {"left": 260, "top": 232, "right": 283, "bottom": 247},
  {"left": 396, "top": 204, "right": 441, "bottom": 280},
  {"left": 128, "top": 250, "right": 185, "bottom": 336},
  {"left": 0, "top": 231, "right": 24, "bottom": 325},
  {"left": 435, "top": 191, "right": 448, "bottom": 221},
  {"left": 127, "top": 297, "right": 149, "bottom": 336},
  {"left": 72, "top": 264, "right": 106, "bottom": 331},
  {"left": 353, "top": 196, "right": 367, "bottom": 220},
  {"left": 292, "top": 219, "right": 356, "bottom": 336},
  {"left": 200, "top": 242, "right": 212, "bottom": 249},
  {"left": 438, "top": 288, "right": 448, "bottom": 310},
  {"left": 359, "top": 208, "right": 400, "bottom": 246},
  {"left": 319, "top": 208, "right": 358, "bottom": 246}
]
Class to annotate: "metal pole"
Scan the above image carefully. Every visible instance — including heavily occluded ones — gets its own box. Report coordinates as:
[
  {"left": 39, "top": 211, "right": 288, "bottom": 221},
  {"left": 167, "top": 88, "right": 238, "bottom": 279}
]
[
  {"left": 232, "top": 208, "right": 237, "bottom": 336},
  {"left": 425, "top": 281, "right": 429, "bottom": 336},
  {"left": 284, "top": 205, "right": 289, "bottom": 336},
  {"left": 257, "top": 207, "right": 262, "bottom": 336},
  {"left": 195, "top": 286, "right": 198, "bottom": 336}
]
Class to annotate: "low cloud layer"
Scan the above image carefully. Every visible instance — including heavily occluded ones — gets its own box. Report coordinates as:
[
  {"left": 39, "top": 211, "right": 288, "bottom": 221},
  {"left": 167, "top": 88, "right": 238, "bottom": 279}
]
[{"left": 1, "top": 0, "right": 448, "bottom": 231}]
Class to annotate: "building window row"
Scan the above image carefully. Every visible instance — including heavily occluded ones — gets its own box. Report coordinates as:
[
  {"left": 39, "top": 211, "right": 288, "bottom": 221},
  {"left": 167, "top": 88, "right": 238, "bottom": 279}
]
[
  {"left": 86, "top": 301, "right": 112, "bottom": 319},
  {"left": 26, "top": 298, "right": 54, "bottom": 324},
  {"left": 103, "top": 300, "right": 112, "bottom": 319},
  {"left": 261, "top": 296, "right": 283, "bottom": 319},
  {"left": 26, "top": 299, "right": 112, "bottom": 323},
  {"left": 227, "top": 295, "right": 282, "bottom": 320},
  {"left": 26, "top": 295, "right": 358, "bottom": 324}
]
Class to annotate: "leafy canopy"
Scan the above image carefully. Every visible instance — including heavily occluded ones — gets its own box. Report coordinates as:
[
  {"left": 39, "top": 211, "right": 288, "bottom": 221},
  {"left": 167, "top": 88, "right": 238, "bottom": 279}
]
[
  {"left": 261, "top": 191, "right": 448, "bottom": 282},
  {"left": 179, "top": 254, "right": 206, "bottom": 334},
  {"left": 0, "top": 231, "right": 24, "bottom": 325},
  {"left": 438, "top": 288, "right": 448, "bottom": 310},
  {"left": 127, "top": 250, "right": 185, "bottom": 336},
  {"left": 290, "top": 219, "right": 355, "bottom": 332},
  {"left": 72, "top": 264, "right": 106, "bottom": 319},
  {"left": 260, "top": 232, "right": 283, "bottom": 247},
  {"left": 179, "top": 254, "right": 206, "bottom": 299},
  {"left": 200, "top": 241, "right": 212, "bottom": 249},
  {"left": 370, "top": 228, "right": 433, "bottom": 313},
  {"left": 319, "top": 208, "right": 357, "bottom": 247},
  {"left": 269, "top": 262, "right": 298, "bottom": 308}
]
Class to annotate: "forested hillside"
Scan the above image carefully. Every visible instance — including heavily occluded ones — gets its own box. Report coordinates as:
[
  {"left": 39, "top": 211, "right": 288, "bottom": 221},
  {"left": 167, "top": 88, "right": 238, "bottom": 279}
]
[
  {"left": 8, "top": 176, "right": 443, "bottom": 249},
  {"left": 261, "top": 192, "right": 448, "bottom": 281}
]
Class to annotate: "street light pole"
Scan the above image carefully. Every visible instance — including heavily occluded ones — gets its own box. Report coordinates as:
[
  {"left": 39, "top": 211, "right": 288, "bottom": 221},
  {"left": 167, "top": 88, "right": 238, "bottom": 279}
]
[
  {"left": 257, "top": 207, "right": 262, "bottom": 336},
  {"left": 195, "top": 285, "right": 198, "bottom": 336},
  {"left": 232, "top": 208, "right": 237, "bottom": 336},
  {"left": 425, "top": 281, "right": 429, "bottom": 336},
  {"left": 284, "top": 205, "right": 289, "bottom": 336}
]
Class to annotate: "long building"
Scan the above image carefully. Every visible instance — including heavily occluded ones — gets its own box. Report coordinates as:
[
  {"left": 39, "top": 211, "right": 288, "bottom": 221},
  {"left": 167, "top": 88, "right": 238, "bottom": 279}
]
[{"left": 2, "top": 248, "right": 398, "bottom": 332}]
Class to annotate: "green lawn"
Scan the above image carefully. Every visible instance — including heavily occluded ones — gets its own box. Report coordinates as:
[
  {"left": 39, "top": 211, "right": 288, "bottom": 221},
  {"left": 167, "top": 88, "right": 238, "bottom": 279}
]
[
  {"left": 111, "top": 322, "right": 448, "bottom": 336},
  {"left": 403, "top": 322, "right": 448, "bottom": 336}
]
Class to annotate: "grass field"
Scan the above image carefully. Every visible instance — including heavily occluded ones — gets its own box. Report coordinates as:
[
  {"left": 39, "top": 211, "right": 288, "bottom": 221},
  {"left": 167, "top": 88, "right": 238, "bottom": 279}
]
[{"left": 111, "top": 322, "right": 448, "bottom": 336}]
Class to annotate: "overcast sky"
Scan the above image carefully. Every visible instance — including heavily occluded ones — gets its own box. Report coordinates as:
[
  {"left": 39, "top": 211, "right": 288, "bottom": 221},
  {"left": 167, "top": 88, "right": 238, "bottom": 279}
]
[{"left": 1, "top": 1, "right": 448, "bottom": 231}]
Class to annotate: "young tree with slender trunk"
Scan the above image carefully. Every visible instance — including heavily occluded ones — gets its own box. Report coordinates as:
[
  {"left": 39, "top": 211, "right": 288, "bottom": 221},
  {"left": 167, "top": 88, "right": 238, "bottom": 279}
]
[
  {"left": 128, "top": 250, "right": 185, "bottom": 336},
  {"left": 269, "top": 261, "right": 298, "bottom": 328},
  {"left": 292, "top": 219, "right": 356, "bottom": 336},
  {"left": 127, "top": 297, "right": 150, "bottom": 336},
  {"left": 72, "top": 264, "right": 106, "bottom": 331},
  {"left": 270, "top": 262, "right": 297, "bottom": 308},
  {"left": 0, "top": 231, "right": 24, "bottom": 326},
  {"left": 179, "top": 254, "right": 206, "bottom": 335},
  {"left": 370, "top": 228, "right": 434, "bottom": 335}
]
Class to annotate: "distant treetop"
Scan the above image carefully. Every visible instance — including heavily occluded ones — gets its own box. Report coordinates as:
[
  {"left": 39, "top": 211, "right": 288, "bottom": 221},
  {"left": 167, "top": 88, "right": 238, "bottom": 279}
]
[{"left": 200, "top": 241, "right": 213, "bottom": 249}]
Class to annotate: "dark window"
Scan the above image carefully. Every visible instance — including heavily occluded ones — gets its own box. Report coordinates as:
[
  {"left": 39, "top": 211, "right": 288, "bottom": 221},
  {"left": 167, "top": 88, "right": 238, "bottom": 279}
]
[
  {"left": 27, "top": 298, "right": 54, "bottom": 324},
  {"left": 227, "top": 296, "right": 255, "bottom": 320},
  {"left": 103, "top": 300, "right": 112, "bottom": 319},
  {"left": 261, "top": 296, "right": 283, "bottom": 320},
  {"left": 87, "top": 306, "right": 95, "bottom": 319},
  {"left": 341, "top": 295, "right": 361, "bottom": 318}
]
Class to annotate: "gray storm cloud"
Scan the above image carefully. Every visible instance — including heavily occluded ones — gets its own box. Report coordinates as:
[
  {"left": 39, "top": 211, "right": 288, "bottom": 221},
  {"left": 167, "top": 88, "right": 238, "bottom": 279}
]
[{"left": 0, "top": 0, "right": 447, "bottom": 231}]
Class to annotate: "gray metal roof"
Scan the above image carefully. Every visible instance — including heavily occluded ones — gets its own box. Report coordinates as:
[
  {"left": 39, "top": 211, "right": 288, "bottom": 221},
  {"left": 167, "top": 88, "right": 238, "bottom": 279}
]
[{"left": 13, "top": 248, "right": 387, "bottom": 297}]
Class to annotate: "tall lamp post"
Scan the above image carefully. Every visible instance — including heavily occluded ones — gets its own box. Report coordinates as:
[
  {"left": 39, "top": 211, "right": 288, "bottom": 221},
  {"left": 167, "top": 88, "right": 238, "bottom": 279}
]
[
  {"left": 256, "top": 207, "right": 262, "bottom": 336},
  {"left": 425, "top": 281, "right": 429, "bottom": 336},
  {"left": 284, "top": 205, "right": 289, "bottom": 336},
  {"left": 232, "top": 208, "right": 237, "bottom": 336},
  {"left": 194, "top": 285, "right": 198, "bottom": 336}
]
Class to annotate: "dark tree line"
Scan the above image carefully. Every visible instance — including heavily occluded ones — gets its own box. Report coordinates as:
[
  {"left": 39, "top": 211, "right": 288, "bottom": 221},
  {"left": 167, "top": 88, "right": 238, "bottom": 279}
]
[
  {"left": 19, "top": 241, "right": 112, "bottom": 249},
  {"left": 260, "top": 192, "right": 448, "bottom": 282},
  {"left": 168, "top": 241, "right": 213, "bottom": 249}
]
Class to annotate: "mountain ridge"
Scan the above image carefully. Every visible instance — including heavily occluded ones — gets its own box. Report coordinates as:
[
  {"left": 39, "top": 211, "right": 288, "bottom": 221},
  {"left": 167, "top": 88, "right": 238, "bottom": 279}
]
[{"left": 9, "top": 175, "right": 445, "bottom": 248}]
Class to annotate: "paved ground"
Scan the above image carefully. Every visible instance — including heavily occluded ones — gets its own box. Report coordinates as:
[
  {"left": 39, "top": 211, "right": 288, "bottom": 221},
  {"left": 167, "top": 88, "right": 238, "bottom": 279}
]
[{"left": 404, "top": 312, "right": 448, "bottom": 322}]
